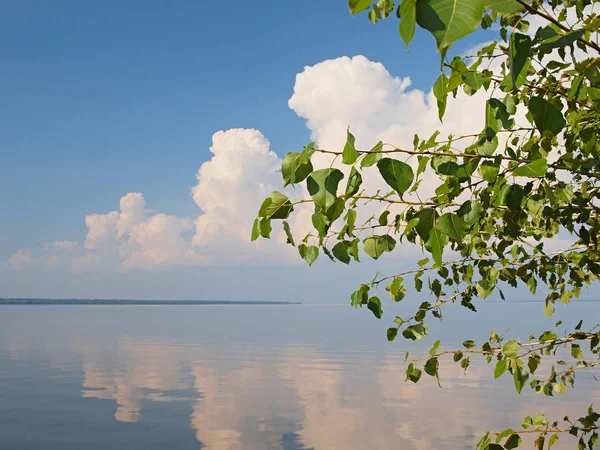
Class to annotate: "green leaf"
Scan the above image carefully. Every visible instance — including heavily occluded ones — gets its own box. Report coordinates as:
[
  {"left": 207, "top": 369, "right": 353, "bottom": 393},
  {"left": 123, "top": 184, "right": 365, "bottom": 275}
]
[
  {"left": 282, "top": 151, "right": 314, "bottom": 186},
  {"left": 361, "top": 141, "right": 383, "bottom": 168},
  {"left": 403, "top": 323, "right": 428, "bottom": 340},
  {"left": 378, "top": 210, "right": 390, "bottom": 226},
  {"left": 539, "top": 29, "right": 585, "bottom": 52},
  {"left": 322, "top": 246, "right": 335, "bottom": 262},
  {"left": 539, "top": 330, "right": 557, "bottom": 342},
  {"left": 496, "top": 429, "right": 514, "bottom": 444},
  {"left": 307, "top": 168, "right": 345, "bottom": 210},
  {"left": 431, "top": 155, "right": 458, "bottom": 175},
  {"left": 494, "top": 359, "right": 507, "bottom": 379},
  {"left": 460, "top": 356, "right": 470, "bottom": 371},
  {"left": 504, "top": 94, "right": 516, "bottom": 114},
  {"left": 387, "top": 276, "right": 406, "bottom": 302},
  {"left": 416, "top": 0, "right": 485, "bottom": 52},
  {"left": 312, "top": 213, "right": 330, "bottom": 237},
  {"left": 528, "top": 96, "right": 566, "bottom": 137},
  {"left": 387, "top": 327, "right": 398, "bottom": 341},
  {"left": 342, "top": 129, "right": 360, "bottom": 164},
  {"left": 571, "top": 343, "right": 584, "bottom": 359},
  {"left": 509, "top": 32, "right": 532, "bottom": 92},
  {"left": 554, "top": 383, "right": 567, "bottom": 394},
  {"left": 503, "top": 340, "right": 520, "bottom": 358},
  {"left": 532, "top": 414, "right": 548, "bottom": 427},
  {"left": 471, "top": 135, "right": 498, "bottom": 156},
  {"left": 406, "top": 363, "right": 422, "bottom": 383},
  {"left": 332, "top": 241, "right": 351, "bottom": 264},
  {"left": 377, "top": 158, "right": 415, "bottom": 196},
  {"left": 485, "top": 98, "right": 512, "bottom": 139},
  {"left": 403, "top": 217, "right": 420, "bottom": 236},
  {"left": 259, "top": 218, "right": 271, "bottom": 238},
  {"left": 463, "top": 340, "right": 476, "bottom": 349},
  {"left": 433, "top": 72, "right": 448, "bottom": 120},
  {"left": 347, "top": 238, "right": 360, "bottom": 262},
  {"left": 512, "top": 159, "right": 548, "bottom": 178},
  {"left": 424, "top": 228, "right": 448, "bottom": 266},
  {"left": 351, "top": 284, "right": 369, "bottom": 308},
  {"left": 363, "top": 235, "right": 396, "bottom": 260},
  {"left": 377, "top": 0, "right": 395, "bottom": 17},
  {"left": 462, "top": 70, "right": 484, "bottom": 91},
  {"left": 478, "top": 161, "right": 500, "bottom": 182},
  {"left": 527, "top": 354, "right": 540, "bottom": 374},
  {"left": 251, "top": 218, "right": 262, "bottom": 241},
  {"left": 457, "top": 200, "right": 483, "bottom": 225},
  {"left": 415, "top": 208, "right": 435, "bottom": 241},
  {"left": 298, "top": 142, "right": 315, "bottom": 164},
  {"left": 424, "top": 357, "right": 440, "bottom": 379},
  {"left": 521, "top": 416, "right": 532, "bottom": 429},
  {"left": 399, "top": 0, "right": 417, "bottom": 49},
  {"left": 436, "top": 213, "right": 467, "bottom": 241},
  {"left": 513, "top": 367, "right": 529, "bottom": 394},
  {"left": 323, "top": 199, "right": 344, "bottom": 225},
  {"left": 282, "top": 221, "right": 295, "bottom": 246},
  {"left": 258, "top": 197, "right": 272, "bottom": 218},
  {"left": 349, "top": 0, "right": 372, "bottom": 15},
  {"left": 265, "top": 191, "right": 293, "bottom": 219},
  {"left": 298, "top": 244, "right": 319, "bottom": 267},
  {"left": 544, "top": 301, "right": 555, "bottom": 318},
  {"left": 429, "top": 339, "right": 441, "bottom": 355},
  {"left": 486, "top": 0, "right": 525, "bottom": 13},
  {"left": 476, "top": 279, "right": 493, "bottom": 300},
  {"left": 500, "top": 58, "right": 530, "bottom": 91},
  {"left": 548, "top": 434, "right": 559, "bottom": 448},
  {"left": 504, "top": 433, "right": 522, "bottom": 450},
  {"left": 345, "top": 167, "right": 363, "bottom": 199},
  {"left": 417, "top": 155, "right": 429, "bottom": 176},
  {"left": 367, "top": 296, "right": 383, "bottom": 319}
]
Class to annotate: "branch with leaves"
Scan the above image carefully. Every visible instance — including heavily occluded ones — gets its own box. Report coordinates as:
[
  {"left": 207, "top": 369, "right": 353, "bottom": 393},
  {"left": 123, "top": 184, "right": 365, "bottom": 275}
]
[{"left": 253, "top": 0, "right": 600, "bottom": 447}]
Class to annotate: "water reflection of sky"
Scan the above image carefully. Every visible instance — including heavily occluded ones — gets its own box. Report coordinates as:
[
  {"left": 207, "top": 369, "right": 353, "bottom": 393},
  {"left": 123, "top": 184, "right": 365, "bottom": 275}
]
[{"left": 0, "top": 304, "right": 598, "bottom": 449}]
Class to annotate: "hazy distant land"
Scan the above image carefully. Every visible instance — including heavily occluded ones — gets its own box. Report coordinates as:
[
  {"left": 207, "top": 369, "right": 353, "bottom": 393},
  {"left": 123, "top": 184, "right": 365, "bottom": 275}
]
[{"left": 0, "top": 298, "right": 301, "bottom": 306}]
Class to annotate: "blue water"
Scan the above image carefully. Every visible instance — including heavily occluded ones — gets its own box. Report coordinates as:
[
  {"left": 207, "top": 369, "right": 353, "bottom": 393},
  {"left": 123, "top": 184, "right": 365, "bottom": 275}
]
[{"left": 0, "top": 303, "right": 597, "bottom": 449}]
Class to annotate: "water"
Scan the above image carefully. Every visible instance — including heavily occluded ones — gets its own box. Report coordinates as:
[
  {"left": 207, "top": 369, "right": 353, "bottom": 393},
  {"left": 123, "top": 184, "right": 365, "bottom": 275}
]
[{"left": 0, "top": 303, "right": 598, "bottom": 449}]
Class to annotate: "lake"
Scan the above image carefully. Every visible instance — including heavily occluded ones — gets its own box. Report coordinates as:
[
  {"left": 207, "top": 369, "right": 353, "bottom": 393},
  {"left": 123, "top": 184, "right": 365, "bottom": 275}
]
[{"left": 0, "top": 302, "right": 598, "bottom": 449}]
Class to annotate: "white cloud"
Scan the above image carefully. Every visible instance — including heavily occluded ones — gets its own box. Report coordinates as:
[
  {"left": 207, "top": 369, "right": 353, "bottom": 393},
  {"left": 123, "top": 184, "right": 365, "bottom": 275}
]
[
  {"left": 9, "top": 128, "right": 294, "bottom": 272},
  {"left": 190, "top": 128, "right": 293, "bottom": 263},
  {"left": 84, "top": 211, "right": 119, "bottom": 250},
  {"left": 76, "top": 192, "right": 198, "bottom": 271},
  {"left": 9, "top": 241, "right": 83, "bottom": 270},
  {"left": 9, "top": 250, "right": 37, "bottom": 269}
]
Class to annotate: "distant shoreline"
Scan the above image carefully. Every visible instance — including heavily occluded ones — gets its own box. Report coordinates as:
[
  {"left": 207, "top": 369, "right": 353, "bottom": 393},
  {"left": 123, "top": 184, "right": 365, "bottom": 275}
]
[{"left": 0, "top": 298, "right": 301, "bottom": 306}]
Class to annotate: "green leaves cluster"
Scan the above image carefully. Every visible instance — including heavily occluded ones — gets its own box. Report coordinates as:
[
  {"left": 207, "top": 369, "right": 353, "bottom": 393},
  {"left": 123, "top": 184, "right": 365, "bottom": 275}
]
[{"left": 252, "top": 0, "right": 600, "bottom": 446}]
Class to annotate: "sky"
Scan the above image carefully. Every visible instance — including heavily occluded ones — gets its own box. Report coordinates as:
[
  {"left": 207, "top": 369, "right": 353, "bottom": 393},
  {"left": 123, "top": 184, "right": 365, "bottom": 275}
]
[{"left": 0, "top": 1, "right": 517, "bottom": 302}]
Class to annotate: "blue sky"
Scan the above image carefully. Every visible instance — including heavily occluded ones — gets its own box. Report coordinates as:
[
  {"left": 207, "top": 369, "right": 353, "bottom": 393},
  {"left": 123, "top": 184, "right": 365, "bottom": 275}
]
[{"left": 1, "top": 1, "right": 499, "bottom": 300}]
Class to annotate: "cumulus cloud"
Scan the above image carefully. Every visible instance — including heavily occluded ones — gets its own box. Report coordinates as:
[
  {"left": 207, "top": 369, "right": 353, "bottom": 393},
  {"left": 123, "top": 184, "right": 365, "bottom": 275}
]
[
  {"left": 6, "top": 52, "right": 565, "bottom": 272},
  {"left": 70, "top": 192, "right": 197, "bottom": 271},
  {"left": 9, "top": 250, "right": 37, "bottom": 269},
  {"left": 190, "top": 128, "right": 293, "bottom": 263},
  {"left": 9, "top": 128, "right": 293, "bottom": 271},
  {"left": 9, "top": 241, "right": 83, "bottom": 270},
  {"left": 290, "top": 55, "right": 485, "bottom": 154}
]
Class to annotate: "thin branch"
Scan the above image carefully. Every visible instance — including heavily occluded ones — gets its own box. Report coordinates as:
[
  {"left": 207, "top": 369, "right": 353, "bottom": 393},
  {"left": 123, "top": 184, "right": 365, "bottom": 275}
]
[{"left": 374, "top": 246, "right": 586, "bottom": 286}]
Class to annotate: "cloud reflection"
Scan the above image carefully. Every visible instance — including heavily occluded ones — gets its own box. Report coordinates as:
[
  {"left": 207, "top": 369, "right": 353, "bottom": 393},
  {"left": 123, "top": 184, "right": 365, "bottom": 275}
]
[{"left": 4, "top": 333, "right": 597, "bottom": 450}]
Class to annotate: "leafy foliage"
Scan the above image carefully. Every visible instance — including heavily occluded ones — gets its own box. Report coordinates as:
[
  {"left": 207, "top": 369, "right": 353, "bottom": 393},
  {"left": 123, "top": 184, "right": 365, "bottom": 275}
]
[{"left": 254, "top": 0, "right": 600, "bottom": 447}]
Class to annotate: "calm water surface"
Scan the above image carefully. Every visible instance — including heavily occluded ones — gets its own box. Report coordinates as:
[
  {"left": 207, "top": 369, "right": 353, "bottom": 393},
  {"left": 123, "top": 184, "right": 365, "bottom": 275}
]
[{"left": 0, "top": 303, "right": 598, "bottom": 449}]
